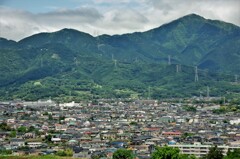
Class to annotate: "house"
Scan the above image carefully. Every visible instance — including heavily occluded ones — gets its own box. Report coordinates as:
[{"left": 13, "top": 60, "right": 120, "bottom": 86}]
[
  {"left": 27, "top": 141, "right": 43, "bottom": 148},
  {"left": 73, "top": 148, "right": 91, "bottom": 158},
  {"left": 23, "top": 132, "right": 35, "bottom": 139},
  {"left": 162, "top": 131, "right": 182, "bottom": 137},
  {"left": 51, "top": 137, "right": 61, "bottom": 143},
  {"left": 10, "top": 138, "right": 25, "bottom": 148},
  {"left": 55, "top": 124, "right": 68, "bottom": 131},
  {"left": 0, "top": 132, "right": 8, "bottom": 141}
]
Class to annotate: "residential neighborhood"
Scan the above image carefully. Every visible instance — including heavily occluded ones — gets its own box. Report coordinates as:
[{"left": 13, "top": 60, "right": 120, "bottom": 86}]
[{"left": 0, "top": 98, "right": 240, "bottom": 158}]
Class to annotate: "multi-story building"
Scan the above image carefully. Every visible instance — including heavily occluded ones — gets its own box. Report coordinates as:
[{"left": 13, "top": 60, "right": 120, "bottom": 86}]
[{"left": 169, "top": 142, "right": 240, "bottom": 158}]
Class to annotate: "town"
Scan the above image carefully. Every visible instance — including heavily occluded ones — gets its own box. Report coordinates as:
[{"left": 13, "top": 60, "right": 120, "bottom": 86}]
[{"left": 0, "top": 98, "right": 240, "bottom": 158}]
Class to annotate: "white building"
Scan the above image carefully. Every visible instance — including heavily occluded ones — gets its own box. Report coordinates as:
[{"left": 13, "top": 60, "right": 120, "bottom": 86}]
[
  {"left": 168, "top": 142, "right": 240, "bottom": 158},
  {"left": 230, "top": 118, "right": 240, "bottom": 125}
]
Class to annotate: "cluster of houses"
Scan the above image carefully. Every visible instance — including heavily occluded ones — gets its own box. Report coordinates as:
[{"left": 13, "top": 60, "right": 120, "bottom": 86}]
[{"left": 0, "top": 98, "right": 240, "bottom": 158}]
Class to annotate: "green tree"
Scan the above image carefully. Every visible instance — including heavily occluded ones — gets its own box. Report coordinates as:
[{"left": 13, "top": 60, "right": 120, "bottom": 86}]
[
  {"left": 59, "top": 116, "right": 65, "bottom": 121},
  {"left": 151, "top": 146, "right": 181, "bottom": 159},
  {"left": 17, "top": 126, "right": 27, "bottom": 133},
  {"left": 224, "top": 149, "right": 240, "bottom": 159},
  {"left": 204, "top": 145, "right": 223, "bottom": 159},
  {"left": 56, "top": 150, "right": 66, "bottom": 156},
  {"left": 0, "top": 122, "right": 11, "bottom": 131},
  {"left": 9, "top": 130, "right": 16, "bottom": 137},
  {"left": 28, "top": 125, "right": 35, "bottom": 132},
  {"left": 65, "top": 148, "right": 73, "bottom": 156},
  {"left": 35, "top": 129, "right": 41, "bottom": 136},
  {"left": 45, "top": 134, "right": 52, "bottom": 142},
  {"left": 130, "top": 121, "right": 138, "bottom": 125},
  {"left": 112, "top": 148, "right": 134, "bottom": 159},
  {"left": 181, "top": 132, "right": 194, "bottom": 139},
  {"left": 48, "top": 114, "right": 53, "bottom": 120},
  {"left": 91, "top": 152, "right": 106, "bottom": 159},
  {"left": 150, "top": 146, "right": 196, "bottom": 159}
]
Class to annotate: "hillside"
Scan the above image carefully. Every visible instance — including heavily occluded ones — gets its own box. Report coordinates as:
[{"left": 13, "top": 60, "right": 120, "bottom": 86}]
[{"left": 0, "top": 14, "right": 239, "bottom": 101}]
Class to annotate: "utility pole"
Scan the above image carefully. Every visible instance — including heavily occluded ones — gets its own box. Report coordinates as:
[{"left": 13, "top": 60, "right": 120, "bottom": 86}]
[{"left": 176, "top": 65, "right": 179, "bottom": 73}]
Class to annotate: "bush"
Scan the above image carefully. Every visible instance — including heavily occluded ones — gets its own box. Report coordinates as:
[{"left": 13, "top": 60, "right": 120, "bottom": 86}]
[
  {"left": 0, "top": 149, "right": 12, "bottom": 155},
  {"left": 56, "top": 148, "right": 73, "bottom": 157}
]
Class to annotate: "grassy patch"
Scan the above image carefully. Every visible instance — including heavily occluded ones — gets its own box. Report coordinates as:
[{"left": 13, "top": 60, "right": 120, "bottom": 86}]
[{"left": 0, "top": 155, "right": 86, "bottom": 159}]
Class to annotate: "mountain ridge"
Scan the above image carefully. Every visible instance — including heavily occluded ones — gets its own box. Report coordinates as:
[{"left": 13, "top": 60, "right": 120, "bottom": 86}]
[
  {"left": 0, "top": 13, "right": 239, "bottom": 101},
  {"left": 2, "top": 14, "right": 240, "bottom": 41}
]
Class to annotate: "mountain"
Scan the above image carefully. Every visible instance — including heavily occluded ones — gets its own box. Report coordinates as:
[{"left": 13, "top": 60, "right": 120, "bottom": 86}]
[
  {"left": 97, "top": 14, "right": 240, "bottom": 71},
  {"left": 0, "top": 14, "right": 239, "bottom": 101}
]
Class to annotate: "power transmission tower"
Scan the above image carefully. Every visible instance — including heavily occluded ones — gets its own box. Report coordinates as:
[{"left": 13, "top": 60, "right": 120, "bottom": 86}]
[
  {"left": 135, "top": 57, "right": 139, "bottom": 63},
  {"left": 148, "top": 86, "right": 151, "bottom": 99},
  {"left": 94, "top": 30, "right": 102, "bottom": 54},
  {"left": 40, "top": 57, "right": 43, "bottom": 68},
  {"left": 74, "top": 57, "right": 79, "bottom": 66},
  {"left": 199, "top": 91, "right": 202, "bottom": 98},
  {"left": 195, "top": 66, "right": 199, "bottom": 82},
  {"left": 112, "top": 54, "right": 114, "bottom": 61},
  {"left": 207, "top": 86, "right": 209, "bottom": 98},
  {"left": 114, "top": 59, "right": 117, "bottom": 68},
  {"left": 168, "top": 55, "right": 171, "bottom": 65},
  {"left": 235, "top": 75, "right": 238, "bottom": 83}
]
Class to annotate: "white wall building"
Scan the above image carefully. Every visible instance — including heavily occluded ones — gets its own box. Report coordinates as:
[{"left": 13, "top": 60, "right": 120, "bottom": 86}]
[{"left": 168, "top": 142, "right": 240, "bottom": 158}]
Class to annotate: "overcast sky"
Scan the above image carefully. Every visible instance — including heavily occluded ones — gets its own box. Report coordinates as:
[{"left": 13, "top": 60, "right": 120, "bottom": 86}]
[{"left": 0, "top": 0, "right": 239, "bottom": 41}]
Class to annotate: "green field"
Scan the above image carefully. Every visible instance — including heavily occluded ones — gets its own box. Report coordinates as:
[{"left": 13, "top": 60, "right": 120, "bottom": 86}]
[{"left": 0, "top": 155, "right": 85, "bottom": 159}]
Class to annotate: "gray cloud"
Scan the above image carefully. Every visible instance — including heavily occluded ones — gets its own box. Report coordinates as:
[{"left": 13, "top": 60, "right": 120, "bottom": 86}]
[
  {"left": 39, "top": 7, "right": 103, "bottom": 23},
  {"left": 143, "top": 0, "right": 240, "bottom": 23},
  {"left": 0, "top": 0, "right": 239, "bottom": 41},
  {"left": 111, "top": 9, "right": 149, "bottom": 29},
  {"left": 0, "top": 7, "right": 103, "bottom": 41}
]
